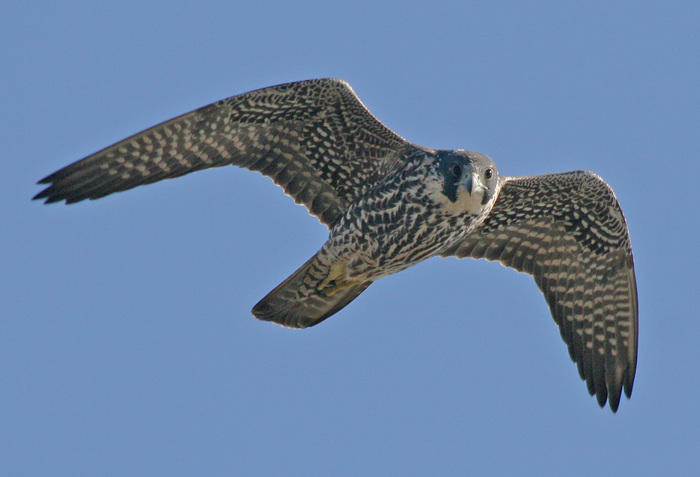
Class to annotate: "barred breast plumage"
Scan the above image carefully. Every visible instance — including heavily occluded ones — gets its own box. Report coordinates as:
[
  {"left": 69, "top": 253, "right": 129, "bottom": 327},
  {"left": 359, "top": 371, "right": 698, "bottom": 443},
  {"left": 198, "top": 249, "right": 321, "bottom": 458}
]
[{"left": 34, "top": 78, "right": 637, "bottom": 412}]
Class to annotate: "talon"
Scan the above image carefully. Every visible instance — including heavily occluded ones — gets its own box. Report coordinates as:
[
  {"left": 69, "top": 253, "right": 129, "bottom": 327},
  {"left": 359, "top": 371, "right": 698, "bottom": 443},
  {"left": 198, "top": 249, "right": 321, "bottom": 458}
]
[{"left": 319, "top": 262, "right": 357, "bottom": 296}]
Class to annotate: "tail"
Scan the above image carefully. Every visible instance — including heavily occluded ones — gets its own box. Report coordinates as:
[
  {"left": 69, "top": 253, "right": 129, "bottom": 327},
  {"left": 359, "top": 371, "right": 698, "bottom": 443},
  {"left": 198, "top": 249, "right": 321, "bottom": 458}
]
[{"left": 252, "top": 252, "right": 372, "bottom": 328}]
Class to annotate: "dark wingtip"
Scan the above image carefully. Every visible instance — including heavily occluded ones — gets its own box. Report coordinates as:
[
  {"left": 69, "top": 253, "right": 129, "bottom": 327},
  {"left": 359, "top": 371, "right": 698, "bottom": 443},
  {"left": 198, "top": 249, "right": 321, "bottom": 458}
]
[
  {"left": 32, "top": 191, "right": 47, "bottom": 202},
  {"left": 624, "top": 381, "right": 634, "bottom": 399},
  {"left": 608, "top": 392, "right": 621, "bottom": 413},
  {"left": 623, "top": 365, "right": 635, "bottom": 399},
  {"left": 32, "top": 188, "right": 56, "bottom": 204},
  {"left": 32, "top": 186, "right": 68, "bottom": 205},
  {"left": 33, "top": 170, "right": 67, "bottom": 200},
  {"left": 596, "top": 389, "right": 608, "bottom": 409},
  {"left": 34, "top": 174, "right": 59, "bottom": 203},
  {"left": 36, "top": 170, "right": 57, "bottom": 185}
]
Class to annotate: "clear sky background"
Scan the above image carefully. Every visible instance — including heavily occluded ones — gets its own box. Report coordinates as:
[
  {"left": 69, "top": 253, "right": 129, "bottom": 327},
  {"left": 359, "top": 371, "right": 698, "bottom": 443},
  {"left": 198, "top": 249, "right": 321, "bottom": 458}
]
[{"left": 3, "top": 1, "right": 699, "bottom": 475}]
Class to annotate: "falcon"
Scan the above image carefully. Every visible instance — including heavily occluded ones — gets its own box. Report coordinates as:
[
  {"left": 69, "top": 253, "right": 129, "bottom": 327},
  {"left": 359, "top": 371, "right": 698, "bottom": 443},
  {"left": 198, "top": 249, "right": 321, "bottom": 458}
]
[{"left": 34, "top": 78, "right": 638, "bottom": 411}]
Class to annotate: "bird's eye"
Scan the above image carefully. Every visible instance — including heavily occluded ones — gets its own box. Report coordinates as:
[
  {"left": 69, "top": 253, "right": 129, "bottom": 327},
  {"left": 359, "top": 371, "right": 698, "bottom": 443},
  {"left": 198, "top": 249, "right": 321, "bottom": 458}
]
[
  {"left": 485, "top": 168, "right": 494, "bottom": 179},
  {"left": 452, "top": 165, "right": 462, "bottom": 177}
]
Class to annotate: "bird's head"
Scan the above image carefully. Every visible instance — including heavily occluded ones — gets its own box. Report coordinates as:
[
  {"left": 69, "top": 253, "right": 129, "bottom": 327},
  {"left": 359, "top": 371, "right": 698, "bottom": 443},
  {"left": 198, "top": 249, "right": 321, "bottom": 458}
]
[{"left": 433, "top": 150, "right": 499, "bottom": 215}]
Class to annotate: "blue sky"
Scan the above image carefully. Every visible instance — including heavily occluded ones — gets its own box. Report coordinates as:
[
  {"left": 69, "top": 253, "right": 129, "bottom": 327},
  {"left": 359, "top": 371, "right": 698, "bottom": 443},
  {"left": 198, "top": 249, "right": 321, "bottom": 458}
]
[{"left": 3, "top": 1, "right": 699, "bottom": 475}]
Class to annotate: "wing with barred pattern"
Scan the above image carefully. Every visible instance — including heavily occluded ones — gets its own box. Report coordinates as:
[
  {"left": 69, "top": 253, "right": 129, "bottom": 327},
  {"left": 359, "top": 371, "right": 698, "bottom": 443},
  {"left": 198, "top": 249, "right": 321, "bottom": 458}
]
[
  {"left": 440, "top": 171, "right": 638, "bottom": 412},
  {"left": 33, "top": 78, "right": 412, "bottom": 228}
]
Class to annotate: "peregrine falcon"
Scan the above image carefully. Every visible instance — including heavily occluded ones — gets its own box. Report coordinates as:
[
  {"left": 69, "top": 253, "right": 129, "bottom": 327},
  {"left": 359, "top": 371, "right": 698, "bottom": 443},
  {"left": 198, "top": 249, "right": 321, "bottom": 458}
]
[{"left": 34, "top": 78, "right": 638, "bottom": 412}]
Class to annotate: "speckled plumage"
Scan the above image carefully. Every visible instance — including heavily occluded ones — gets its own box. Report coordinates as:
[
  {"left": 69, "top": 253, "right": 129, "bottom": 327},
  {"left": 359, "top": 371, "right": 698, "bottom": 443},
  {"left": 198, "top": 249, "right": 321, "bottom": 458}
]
[{"left": 34, "top": 78, "right": 638, "bottom": 412}]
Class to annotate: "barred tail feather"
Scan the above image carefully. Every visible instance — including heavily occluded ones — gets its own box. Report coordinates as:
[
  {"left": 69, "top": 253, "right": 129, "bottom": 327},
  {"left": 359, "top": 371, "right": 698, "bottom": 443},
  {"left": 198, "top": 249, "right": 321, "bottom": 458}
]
[{"left": 252, "top": 253, "right": 372, "bottom": 328}]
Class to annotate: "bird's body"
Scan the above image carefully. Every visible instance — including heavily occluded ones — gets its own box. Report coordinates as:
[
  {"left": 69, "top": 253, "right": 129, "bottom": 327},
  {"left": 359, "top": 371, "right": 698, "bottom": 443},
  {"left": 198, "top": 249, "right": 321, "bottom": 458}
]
[
  {"left": 255, "top": 148, "right": 500, "bottom": 327},
  {"left": 323, "top": 149, "right": 497, "bottom": 283},
  {"left": 34, "top": 78, "right": 638, "bottom": 411}
]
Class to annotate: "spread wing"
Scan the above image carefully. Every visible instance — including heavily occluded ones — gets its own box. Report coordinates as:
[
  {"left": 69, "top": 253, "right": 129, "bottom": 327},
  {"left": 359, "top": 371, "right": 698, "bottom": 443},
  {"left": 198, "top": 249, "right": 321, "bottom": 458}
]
[
  {"left": 33, "top": 78, "right": 412, "bottom": 227},
  {"left": 441, "top": 171, "right": 638, "bottom": 412}
]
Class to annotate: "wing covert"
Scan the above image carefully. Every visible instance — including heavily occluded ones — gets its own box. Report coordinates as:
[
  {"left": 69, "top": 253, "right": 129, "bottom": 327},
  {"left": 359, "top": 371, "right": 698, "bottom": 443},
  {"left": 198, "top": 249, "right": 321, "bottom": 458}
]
[
  {"left": 441, "top": 171, "right": 638, "bottom": 411},
  {"left": 34, "top": 78, "right": 411, "bottom": 227}
]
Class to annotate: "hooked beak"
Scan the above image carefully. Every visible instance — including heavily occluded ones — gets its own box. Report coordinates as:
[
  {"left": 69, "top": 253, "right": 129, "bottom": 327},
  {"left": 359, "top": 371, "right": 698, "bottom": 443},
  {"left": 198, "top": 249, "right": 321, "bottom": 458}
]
[
  {"left": 464, "top": 172, "right": 490, "bottom": 205},
  {"left": 464, "top": 172, "right": 484, "bottom": 195}
]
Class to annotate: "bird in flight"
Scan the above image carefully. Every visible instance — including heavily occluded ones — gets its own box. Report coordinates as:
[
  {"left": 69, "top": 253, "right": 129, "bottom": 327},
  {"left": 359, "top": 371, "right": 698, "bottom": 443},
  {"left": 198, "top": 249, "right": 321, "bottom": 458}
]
[{"left": 34, "top": 78, "right": 638, "bottom": 412}]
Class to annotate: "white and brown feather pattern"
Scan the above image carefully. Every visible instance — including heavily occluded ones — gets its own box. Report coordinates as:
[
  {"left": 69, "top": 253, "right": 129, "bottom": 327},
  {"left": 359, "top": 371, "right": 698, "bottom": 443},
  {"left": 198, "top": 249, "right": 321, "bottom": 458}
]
[
  {"left": 34, "top": 78, "right": 639, "bottom": 412},
  {"left": 34, "top": 78, "right": 410, "bottom": 228},
  {"left": 440, "top": 171, "right": 638, "bottom": 411}
]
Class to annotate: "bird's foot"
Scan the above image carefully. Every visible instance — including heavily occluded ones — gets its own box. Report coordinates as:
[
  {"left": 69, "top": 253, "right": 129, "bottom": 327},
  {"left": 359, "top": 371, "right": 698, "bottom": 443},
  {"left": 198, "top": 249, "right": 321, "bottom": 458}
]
[{"left": 318, "top": 261, "right": 359, "bottom": 296}]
